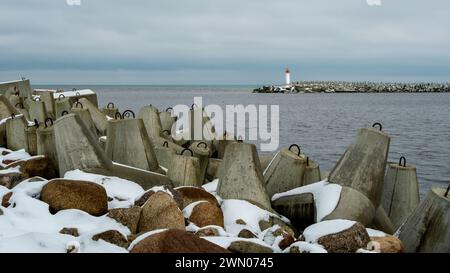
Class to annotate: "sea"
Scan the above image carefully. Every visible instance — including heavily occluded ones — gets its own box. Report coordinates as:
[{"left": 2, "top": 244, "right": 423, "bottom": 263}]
[{"left": 36, "top": 85, "right": 450, "bottom": 197}]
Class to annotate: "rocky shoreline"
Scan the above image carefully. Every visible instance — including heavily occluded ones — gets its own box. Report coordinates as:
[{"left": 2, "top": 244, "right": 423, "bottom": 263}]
[
  {"left": 0, "top": 78, "right": 449, "bottom": 253},
  {"left": 253, "top": 81, "right": 450, "bottom": 93}
]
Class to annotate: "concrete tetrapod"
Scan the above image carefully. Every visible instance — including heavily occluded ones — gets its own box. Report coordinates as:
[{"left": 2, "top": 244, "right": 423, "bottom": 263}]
[
  {"left": 54, "top": 94, "right": 72, "bottom": 119},
  {"left": 217, "top": 142, "right": 272, "bottom": 211},
  {"left": 105, "top": 117, "right": 160, "bottom": 172},
  {"left": 153, "top": 136, "right": 185, "bottom": 155},
  {"left": 28, "top": 98, "right": 47, "bottom": 124},
  {"left": 159, "top": 108, "right": 176, "bottom": 133},
  {"left": 189, "top": 141, "right": 212, "bottom": 184},
  {"left": 381, "top": 157, "right": 420, "bottom": 230},
  {"left": 0, "top": 95, "right": 20, "bottom": 146},
  {"left": 0, "top": 79, "right": 32, "bottom": 98},
  {"left": 70, "top": 101, "right": 99, "bottom": 139},
  {"left": 53, "top": 113, "right": 172, "bottom": 189},
  {"left": 263, "top": 145, "right": 307, "bottom": 197},
  {"left": 138, "top": 105, "right": 163, "bottom": 139},
  {"left": 153, "top": 141, "right": 176, "bottom": 170},
  {"left": 213, "top": 131, "right": 236, "bottom": 159},
  {"left": 102, "top": 102, "right": 118, "bottom": 118},
  {"left": 78, "top": 98, "right": 108, "bottom": 136},
  {"left": 271, "top": 193, "right": 315, "bottom": 231},
  {"left": 328, "top": 125, "right": 390, "bottom": 208},
  {"left": 8, "top": 94, "right": 21, "bottom": 110},
  {"left": 5, "top": 114, "right": 28, "bottom": 151},
  {"left": 167, "top": 148, "right": 202, "bottom": 187},
  {"left": 34, "top": 91, "right": 55, "bottom": 118},
  {"left": 303, "top": 157, "right": 322, "bottom": 185},
  {"left": 37, "top": 118, "right": 59, "bottom": 173},
  {"left": 398, "top": 186, "right": 450, "bottom": 253}
]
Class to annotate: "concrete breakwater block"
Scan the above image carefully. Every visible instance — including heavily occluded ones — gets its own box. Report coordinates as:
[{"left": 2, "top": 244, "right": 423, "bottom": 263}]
[
  {"left": 264, "top": 145, "right": 307, "bottom": 197},
  {"left": 78, "top": 98, "right": 108, "bottom": 136},
  {"left": 5, "top": 115, "right": 28, "bottom": 151},
  {"left": 271, "top": 193, "right": 315, "bottom": 231},
  {"left": 0, "top": 79, "right": 32, "bottom": 98},
  {"left": 36, "top": 118, "right": 59, "bottom": 173},
  {"left": 70, "top": 101, "right": 99, "bottom": 139},
  {"left": 217, "top": 142, "right": 272, "bottom": 211},
  {"left": 28, "top": 98, "right": 47, "bottom": 124},
  {"left": 399, "top": 186, "right": 450, "bottom": 253},
  {"left": 304, "top": 157, "right": 322, "bottom": 185},
  {"left": 213, "top": 131, "right": 236, "bottom": 159},
  {"left": 33, "top": 90, "right": 55, "bottom": 118},
  {"left": 105, "top": 117, "right": 160, "bottom": 172},
  {"left": 153, "top": 141, "right": 176, "bottom": 170},
  {"left": 381, "top": 157, "right": 420, "bottom": 230},
  {"left": 54, "top": 94, "right": 72, "bottom": 119},
  {"left": 159, "top": 108, "right": 176, "bottom": 133},
  {"left": 328, "top": 125, "right": 390, "bottom": 208},
  {"left": 102, "top": 102, "right": 118, "bottom": 118},
  {"left": 138, "top": 105, "right": 163, "bottom": 139},
  {"left": 0, "top": 95, "right": 20, "bottom": 146},
  {"left": 167, "top": 148, "right": 202, "bottom": 187},
  {"left": 189, "top": 141, "right": 212, "bottom": 184}
]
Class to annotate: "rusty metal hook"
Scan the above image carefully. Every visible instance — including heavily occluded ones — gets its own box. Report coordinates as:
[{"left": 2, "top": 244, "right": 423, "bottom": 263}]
[
  {"left": 237, "top": 136, "right": 243, "bottom": 143},
  {"left": 10, "top": 113, "right": 15, "bottom": 119},
  {"left": 33, "top": 119, "right": 39, "bottom": 128},
  {"left": 181, "top": 148, "right": 194, "bottom": 157},
  {"left": 114, "top": 112, "right": 123, "bottom": 120},
  {"left": 165, "top": 107, "right": 173, "bottom": 112},
  {"left": 107, "top": 102, "right": 115, "bottom": 109},
  {"left": 58, "top": 94, "right": 65, "bottom": 100},
  {"left": 34, "top": 96, "right": 41, "bottom": 102},
  {"left": 288, "top": 144, "right": 301, "bottom": 156},
  {"left": 45, "top": 118, "right": 53, "bottom": 128},
  {"left": 61, "top": 110, "right": 69, "bottom": 116},
  {"left": 74, "top": 101, "right": 83, "bottom": 109},
  {"left": 191, "top": 103, "right": 198, "bottom": 110},
  {"left": 197, "top": 142, "right": 208, "bottom": 149},
  {"left": 372, "top": 122, "right": 383, "bottom": 131},
  {"left": 163, "top": 141, "right": 169, "bottom": 148},
  {"left": 306, "top": 157, "right": 310, "bottom": 166},
  {"left": 122, "top": 110, "right": 135, "bottom": 119},
  {"left": 399, "top": 156, "right": 406, "bottom": 167},
  {"left": 445, "top": 184, "right": 450, "bottom": 198}
]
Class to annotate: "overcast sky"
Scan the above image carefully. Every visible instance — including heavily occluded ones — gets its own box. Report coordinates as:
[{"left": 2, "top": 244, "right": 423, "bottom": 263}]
[{"left": 0, "top": 0, "right": 449, "bottom": 84}]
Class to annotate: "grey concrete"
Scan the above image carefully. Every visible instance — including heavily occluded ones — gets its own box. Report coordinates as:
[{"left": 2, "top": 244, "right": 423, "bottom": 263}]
[
  {"left": 138, "top": 105, "right": 162, "bottom": 139},
  {"left": 106, "top": 118, "right": 160, "bottom": 172},
  {"left": 37, "top": 120, "right": 59, "bottom": 172},
  {"left": 381, "top": 162, "right": 420, "bottom": 230},
  {"left": 264, "top": 148, "right": 307, "bottom": 197},
  {"left": 153, "top": 136, "right": 185, "bottom": 155},
  {"left": 34, "top": 90, "right": 55, "bottom": 118},
  {"left": 213, "top": 131, "right": 237, "bottom": 159},
  {"left": 78, "top": 98, "right": 108, "bottom": 136},
  {"left": 6, "top": 115, "right": 28, "bottom": 151},
  {"left": 323, "top": 186, "right": 376, "bottom": 226},
  {"left": 304, "top": 158, "right": 322, "bottom": 185},
  {"left": 8, "top": 94, "right": 21, "bottom": 110},
  {"left": 0, "top": 79, "right": 32, "bottom": 98},
  {"left": 159, "top": 109, "right": 176, "bottom": 132},
  {"left": 370, "top": 206, "right": 395, "bottom": 235},
  {"left": 167, "top": 151, "right": 202, "bottom": 187},
  {"left": 206, "top": 158, "right": 222, "bottom": 182},
  {"left": 70, "top": 103, "right": 99, "bottom": 138},
  {"left": 25, "top": 125, "right": 38, "bottom": 156},
  {"left": 217, "top": 142, "right": 272, "bottom": 211},
  {"left": 0, "top": 95, "right": 20, "bottom": 146},
  {"left": 189, "top": 141, "right": 212, "bottom": 184},
  {"left": 259, "top": 153, "right": 276, "bottom": 174},
  {"left": 154, "top": 144, "right": 176, "bottom": 170},
  {"left": 271, "top": 193, "right": 315, "bottom": 231},
  {"left": 111, "top": 162, "right": 173, "bottom": 190},
  {"left": 102, "top": 103, "right": 118, "bottom": 118},
  {"left": 54, "top": 96, "right": 72, "bottom": 119},
  {"left": 328, "top": 127, "right": 390, "bottom": 208},
  {"left": 28, "top": 99, "right": 48, "bottom": 124},
  {"left": 53, "top": 89, "right": 99, "bottom": 108},
  {"left": 399, "top": 187, "right": 450, "bottom": 253}
]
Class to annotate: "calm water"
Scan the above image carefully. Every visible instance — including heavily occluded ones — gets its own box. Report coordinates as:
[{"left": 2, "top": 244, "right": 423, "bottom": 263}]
[{"left": 39, "top": 85, "right": 450, "bottom": 196}]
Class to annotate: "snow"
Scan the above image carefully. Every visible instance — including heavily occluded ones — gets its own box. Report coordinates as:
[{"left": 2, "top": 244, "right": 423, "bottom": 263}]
[
  {"left": 0, "top": 166, "right": 21, "bottom": 175},
  {"left": 134, "top": 185, "right": 174, "bottom": 204},
  {"left": 64, "top": 170, "right": 144, "bottom": 209},
  {"left": 366, "top": 228, "right": 386, "bottom": 238},
  {"left": 272, "top": 179, "right": 342, "bottom": 222},
  {"left": 0, "top": 180, "right": 131, "bottom": 253},
  {"left": 0, "top": 114, "right": 24, "bottom": 126},
  {"left": 302, "top": 219, "right": 356, "bottom": 243},
  {"left": 221, "top": 199, "right": 283, "bottom": 236},
  {"left": 0, "top": 149, "right": 32, "bottom": 167},
  {"left": 183, "top": 200, "right": 208, "bottom": 219},
  {"left": 283, "top": 241, "right": 328, "bottom": 253},
  {"left": 127, "top": 229, "right": 167, "bottom": 250},
  {"left": 52, "top": 89, "right": 95, "bottom": 99}
]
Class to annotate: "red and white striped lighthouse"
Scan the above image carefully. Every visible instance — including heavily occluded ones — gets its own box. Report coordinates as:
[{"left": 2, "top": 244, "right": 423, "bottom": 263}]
[{"left": 285, "top": 68, "right": 291, "bottom": 85}]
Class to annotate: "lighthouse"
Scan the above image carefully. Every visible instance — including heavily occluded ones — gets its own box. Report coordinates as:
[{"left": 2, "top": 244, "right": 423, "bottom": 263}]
[{"left": 285, "top": 68, "right": 291, "bottom": 85}]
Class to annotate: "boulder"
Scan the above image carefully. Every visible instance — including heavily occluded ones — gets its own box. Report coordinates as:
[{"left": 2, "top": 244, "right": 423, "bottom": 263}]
[
  {"left": 107, "top": 206, "right": 142, "bottom": 234},
  {"left": 188, "top": 202, "right": 224, "bottom": 228},
  {"left": 135, "top": 186, "right": 183, "bottom": 209},
  {"left": 316, "top": 222, "right": 370, "bottom": 253},
  {"left": 259, "top": 216, "right": 297, "bottom": 238},
  {"left": 1, "top": 192, "right": 12, "bottom": 207},
  {"left": 8, "top": 156, "right": 57, "bottom": 180},
  {"left": 59, "top": 227, "right": 79, "bottom": 237},
  {"left": 0, "top": 173, "right": 22, "bottom": 189},
  {"left": 92, "top": 230, "right": 129, "bottom": 248},
  {"left": 238, "top": 229, "right": 257, "bottom": 239},
  {"left": 138, "top": 191, "right": 185, "bottom": 233},
  {"left": 130, "top": 229, "right": 230, "bottom": 253},
  {"left": 40, "top": 179, "right": 108, "bottom": 216},
  {"left": 227, "top": 241, "right": 273, "bottom": 253},
  {"left": 176, "top": 186, "right": 220, "bottom": 209},
  {"left": 195, "top": 227, "right": 221, "bottom": 237},
  {"left": 368, "top": 235, "right": 404, "bottom": 253}
]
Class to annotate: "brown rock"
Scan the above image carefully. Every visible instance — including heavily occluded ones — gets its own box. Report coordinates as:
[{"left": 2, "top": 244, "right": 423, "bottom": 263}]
[
  {"left": 135, "top": 185, "right": 183, "bottom": 209},
  {"left": 92, "top": 230, "right": 129, "bottom": 248},
  {"left": 278, "top": 233, "right": 295, "bottom": 250},
  {"left": 40, "top": 179, "right": 108, "bottom": 216},
  {"left": 195, "top": 227, "right": 221, "bottom": 237},
  {"left": 8, "top": 156, "right": 57, "bottom": 180},
  {"left": 107, "top": 206, "right": 141, "bottom": 234},
  {"left": 259, "top": 216, "right": 297, "bottom": 237},
  {"left": 228, "top": 241, "right": 273, "bottom": 253},
  {"left": 130, "top": 229, "right": 230, "bottom": 253},
  {"left": 368, "top": 236, "right": 404, "bottom": 253},
  {"left": 238, "top": 229, "right": 257, "bottom": 239},
  {"left": 59, "top": 227, "right": 79, "bottom": 237},
  {"left": 189, "top": 202, "right": 224, "bottom": 228},
  {"left": 0, "top": 173, "right": 22, "bottom": 189},
  {"left": 317, "top": 222, "right": 371, "bottom": 253},
  {"left": 235, "top": 219, "right": 247, "bottom": 225},
  {"left": 176, "top": 187, "right": 220, "bottom": 209},
  {"left": 138, "top": 191, "right": 185, "bottom": 233},
  {"left": 1, "top": 192, "right": 12, "bottom": 207}
]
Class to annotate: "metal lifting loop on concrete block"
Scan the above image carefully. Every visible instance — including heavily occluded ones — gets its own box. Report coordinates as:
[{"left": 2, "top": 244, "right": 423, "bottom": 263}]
[
  {"left": 10, "top": 113, "right": 15, "bottom": 119},
  {"left": 58, "top": 94, "right": 65, "bottom": 100},
  {"left": 163, "top": 141, "right": 169, "bottom": 148},
  {"left": 72, "top": 88, "right": 77, "bottom": 91},
  {"left": 107, "top": 102, "right": 115, "bottom": 109},
  {"left": 74, "top": 101, "right": 83, "bottom": 109},
  {"left": 61, "top": 111, "right": 69, "bottom": 116},
  {"left": 45, "top": 118, "right": 53, "bottom": 128},
  {"left": 34, "top": 97, "right": 41, "bottom": 102},
  {"left": 197, "top": 142, "right": 208, "bottom": 149},
  {"left": 306, "top": 157, "right": 310, "bottom": 166},
  {"left": 288, "top": 144, "right": 301, "bottom": 156},
  {"left": 34, "top": 119, "right": 39, "bottom": 128},
  {"left": 191, "top": 103, "right": 198, "bottom": 110},
  {"left": 15, "top": 103, "right": 24, "bottom": 109},
  {"left": 399, "top": 156, "right": 406, "bottom": 167},
  {"left": 122, "top": 110, "right": 135, "bottom": 119},
  {"left": 75, "top": 91, "right": 81, "bottom": 96},
  {"left": 114, "top": 112, "right": 123, "bottom": 120},
  {"left": 181, "top": 148, "right": 194, "bottom": 157},
  {"left": 165, "top": 107, "right": 173, "bottom": 112},
  {"left": 372, "top": 122, "right": 383, "bottom": 131},
  {"left": 445, "top": 184, "right": 450, "bottom": 198},
  {"left": 237, "top": 136, "right": 243, "bottom": 143}
]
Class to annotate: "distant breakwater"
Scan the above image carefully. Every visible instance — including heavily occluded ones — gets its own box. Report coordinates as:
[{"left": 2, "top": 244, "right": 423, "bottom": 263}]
[{"left": 253, "top": 82, "right": 450, "bottom": 94}]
